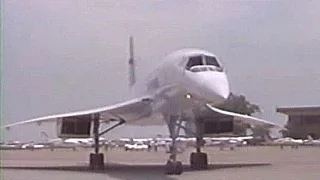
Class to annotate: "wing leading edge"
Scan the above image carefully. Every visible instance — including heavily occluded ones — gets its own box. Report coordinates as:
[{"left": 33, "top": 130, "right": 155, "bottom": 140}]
[
  {"left": 2, "top": 96, "right": 158, "bottom": 130},
  {"left": 206, "top": 104, "right": 281, "bottom": 128}
]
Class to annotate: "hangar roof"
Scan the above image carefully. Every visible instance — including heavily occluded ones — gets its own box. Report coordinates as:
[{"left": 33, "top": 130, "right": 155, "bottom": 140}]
[{"left": 276, "top": 106, "right": 320, "bottom": 116}]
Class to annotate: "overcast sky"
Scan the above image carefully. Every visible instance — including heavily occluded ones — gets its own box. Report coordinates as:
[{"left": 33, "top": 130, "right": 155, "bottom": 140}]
[{"left": 3, "top": 0, "right": 320, "bottom": 141}]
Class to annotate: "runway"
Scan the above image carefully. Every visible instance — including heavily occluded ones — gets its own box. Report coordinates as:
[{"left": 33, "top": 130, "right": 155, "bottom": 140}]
[{"left": 1, "top": 146, "right": 320, "bottom": 180}]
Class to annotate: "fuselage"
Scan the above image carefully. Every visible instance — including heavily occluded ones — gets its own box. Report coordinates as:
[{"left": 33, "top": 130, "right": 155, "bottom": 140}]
[{"left": 132, "top": 48, "right": 230, "bottom": 117}]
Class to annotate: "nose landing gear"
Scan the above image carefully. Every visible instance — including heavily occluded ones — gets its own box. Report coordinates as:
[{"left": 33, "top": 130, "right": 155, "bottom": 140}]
[
  {"left": 165, "top": 158, "right": 183, "bottom": 175},
  {"left": 165, "top": 115, "right": 183, "bottom": 175},
  {"left": 190, "top": 119, "right": 208, "bottom": 170}
]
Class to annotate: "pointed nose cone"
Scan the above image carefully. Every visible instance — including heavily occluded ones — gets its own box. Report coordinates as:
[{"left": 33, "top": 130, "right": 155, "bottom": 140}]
[
  {"left": 197, "top": 72, "right": 230, "bottom": 104},
  {"left": 211, "top": 77, "right": 230, "bottom": 100}
]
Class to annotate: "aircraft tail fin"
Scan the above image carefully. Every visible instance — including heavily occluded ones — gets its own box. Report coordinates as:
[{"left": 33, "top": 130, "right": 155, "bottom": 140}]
[
  {"left": 263, "top": 134, "right": 272, "bottom": 143},
  {"left": 40, "top": 131, "right": 49, "bottom": 142},
  {"left": 128, "top": 36, "right": 136, "bottom": 87},
  {"left": 307, "top": 135, "right": 314, "bottom": 141}
]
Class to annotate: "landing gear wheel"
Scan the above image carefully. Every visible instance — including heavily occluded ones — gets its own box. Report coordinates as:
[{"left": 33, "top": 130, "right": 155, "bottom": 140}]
[
  {"left": 89, "top": 153, "right": 105, "bottom": 169},
  {"left": 190, "top": 152, "right": 208, "bottom": 170},
  {"left": 175, "top": 161, "right": 183, "bottom": 175},
  {"left": 165, "top": 161, "right": 183, "bottom": 175}
]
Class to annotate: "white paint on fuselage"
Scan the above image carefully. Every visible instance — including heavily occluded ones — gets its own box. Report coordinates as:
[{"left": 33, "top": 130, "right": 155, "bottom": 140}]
[{"left": 131, "top": 48, "right": 230, "bottom": 119}]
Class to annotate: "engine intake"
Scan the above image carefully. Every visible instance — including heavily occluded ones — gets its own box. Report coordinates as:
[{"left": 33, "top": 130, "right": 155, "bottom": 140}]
[
  {"left": 202, "top": 115, "right": 234, "bottom": 135},
  {"left": 203, "top": 120, "right": 233, "bottom": 134},
  {"left": 57, "top": 115, "right": 92, "bottom": 138}
]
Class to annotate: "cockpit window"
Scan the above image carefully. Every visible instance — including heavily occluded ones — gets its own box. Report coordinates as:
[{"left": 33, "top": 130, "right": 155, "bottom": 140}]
[
  {"left": 186, "top": 56, "right": 203, "bottom": 70},
  {"left": 205, "top": 56, "right": 220, "bottom": 67},
  {"left": 186, "top": 55, "right": 223, "bottom": 72}
]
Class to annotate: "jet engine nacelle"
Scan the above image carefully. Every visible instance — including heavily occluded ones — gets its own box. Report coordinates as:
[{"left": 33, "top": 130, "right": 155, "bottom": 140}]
[
  {"left": 203, "top": 118, "right": 234, "bottom": 135},
  {"left": 185, "top": 115, "right": 234, "bottom": 136},
  {"left": 56, "top": 115, "right": 92, "bottom": 138}
]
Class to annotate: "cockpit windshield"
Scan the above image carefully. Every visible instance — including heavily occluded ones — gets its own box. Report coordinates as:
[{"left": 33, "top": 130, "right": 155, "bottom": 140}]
[
  {"left": 186, "top": 56, "right": 203, "bottom": 70},
  {"left": 190, "top": 65, "right": 223, "bottom": 73},
  {"left": 186, "top": 55, "right": 222, "bottom": 72},
  {"left": 205, "top": 56, "right": 220, "bottom": 68}
]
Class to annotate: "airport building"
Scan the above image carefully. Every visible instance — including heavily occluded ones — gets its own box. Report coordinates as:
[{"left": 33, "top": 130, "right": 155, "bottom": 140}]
[{"left": 276, "top": 106, "right": 320, "bottom": 139}]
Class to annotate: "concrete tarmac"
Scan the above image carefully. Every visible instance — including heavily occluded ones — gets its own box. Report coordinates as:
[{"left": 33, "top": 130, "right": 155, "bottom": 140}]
[{"left": 1, "top": 146, "right": 320, "bottom": 180}]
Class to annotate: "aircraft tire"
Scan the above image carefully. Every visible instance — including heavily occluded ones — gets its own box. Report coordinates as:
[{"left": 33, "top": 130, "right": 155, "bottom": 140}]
[
  {"left": 190, "top": 152, "right": 208, "bottom": 170},
  {"left": 164, "top": 160, "right": 183, "bottom": 175},
  {"left": 89, "top": 153, "right": 105, "bottom": 169},
  {"left": 89, "top": 153, "right": 94, "bottom": 169}
]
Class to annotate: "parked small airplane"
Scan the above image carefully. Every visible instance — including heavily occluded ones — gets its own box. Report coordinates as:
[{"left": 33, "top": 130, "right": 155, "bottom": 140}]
[
  {"left": 204, "top": 136, "right": 253, "bottom": 149},
  {"left": 124, "top": 142, "right": 149, "bottom": 151},
  {"left": 304, "top": 135, "right": 320, "bottom": 146},
  {"left": 46, "top": 137, "right": 106, "bottom": 150},
  {"left": 263, "top": 135, "right": 305, "bottom": 149},
  {"left": 0, "top": 141, "right": 23, "bottom": 150}
]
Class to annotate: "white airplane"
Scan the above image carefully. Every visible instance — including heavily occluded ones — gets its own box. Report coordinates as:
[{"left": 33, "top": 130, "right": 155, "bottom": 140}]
[
  {"left": 263, "top": 135, "right": 304, "bottom": 149},
  {"left": 124, "top": 142, "right": 149, "bottom": 151},
  {"left": 209, "top": 136, "right": 253, "bottom": 142},
  {"left": 3, "top": 37, "right": 279, "bottom": 174},
  {"left": 273, "top": 137, "right": 304, "bottom": 144},
  {"left": 48, "top": 137, "right": 106, "bottom": 149},
  {"left": 0, "top": 142, "right": 22, "bottom": 150},
  {"left": 204, "top": 136, "right": 253, "bottom": 149},
  {"left": 304, "top": 135, "right": 320, "bottom": 146},
  {"left": 21, "top": 143, "right": 45, "bottom": 150}
]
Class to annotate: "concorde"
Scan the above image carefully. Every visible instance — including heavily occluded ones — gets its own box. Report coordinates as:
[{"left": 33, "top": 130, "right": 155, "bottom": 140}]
[{"left": 3, "top": 37, "right": 279, "bottom": 174}]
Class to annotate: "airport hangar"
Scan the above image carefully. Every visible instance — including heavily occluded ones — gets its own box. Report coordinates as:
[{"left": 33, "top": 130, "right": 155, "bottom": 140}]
[{"left": 277, "top": 106, "right": 320, "bottom": 139}]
